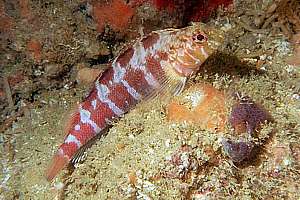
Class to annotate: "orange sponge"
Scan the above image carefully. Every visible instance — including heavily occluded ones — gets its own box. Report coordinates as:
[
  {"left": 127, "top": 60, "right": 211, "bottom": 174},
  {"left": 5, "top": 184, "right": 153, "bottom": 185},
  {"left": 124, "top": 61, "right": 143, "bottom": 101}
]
[{"left": 167, "top": 83, "right": 226, "bottom": 132}]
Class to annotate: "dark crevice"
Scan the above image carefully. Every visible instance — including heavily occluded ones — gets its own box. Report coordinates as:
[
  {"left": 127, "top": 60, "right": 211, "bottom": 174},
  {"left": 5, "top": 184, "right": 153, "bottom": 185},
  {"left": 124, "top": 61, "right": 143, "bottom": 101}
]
[{"left": 86, "top": 54, "right": 112, "bottom": 66}]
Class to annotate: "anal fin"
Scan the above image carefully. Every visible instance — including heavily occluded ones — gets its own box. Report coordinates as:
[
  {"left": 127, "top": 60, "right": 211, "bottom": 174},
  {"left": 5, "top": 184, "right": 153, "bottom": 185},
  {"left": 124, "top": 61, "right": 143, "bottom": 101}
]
[{"left": 70, "top": 126, "right": 111, "bottom": 166}]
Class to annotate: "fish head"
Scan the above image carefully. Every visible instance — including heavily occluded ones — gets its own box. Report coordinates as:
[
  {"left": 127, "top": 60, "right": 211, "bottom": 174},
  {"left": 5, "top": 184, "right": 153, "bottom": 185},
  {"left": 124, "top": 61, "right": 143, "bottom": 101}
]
[{"left": 169, "top": 23, "right": 224, "bottom": 77}]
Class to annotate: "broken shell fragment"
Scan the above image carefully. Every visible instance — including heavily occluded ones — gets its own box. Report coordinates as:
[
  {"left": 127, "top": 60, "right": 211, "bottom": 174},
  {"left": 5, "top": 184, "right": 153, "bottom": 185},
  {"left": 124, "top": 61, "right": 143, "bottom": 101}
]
[
  {"left": 221, "top": 139, "right": 254, "bottom": 163},
  {"left": 229, "top": 93, "right": 272, "bottom": 135}
]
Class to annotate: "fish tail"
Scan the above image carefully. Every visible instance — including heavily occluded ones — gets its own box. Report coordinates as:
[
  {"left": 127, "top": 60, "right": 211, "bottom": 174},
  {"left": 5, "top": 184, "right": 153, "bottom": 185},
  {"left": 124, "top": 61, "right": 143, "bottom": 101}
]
[{"left": 45, "top": 151, "right": 69, "bottom": 181}]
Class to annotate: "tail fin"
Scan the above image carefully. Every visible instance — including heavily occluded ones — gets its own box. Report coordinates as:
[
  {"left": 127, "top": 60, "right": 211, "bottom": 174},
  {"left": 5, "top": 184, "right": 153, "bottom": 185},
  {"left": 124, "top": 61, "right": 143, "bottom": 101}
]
[{"left": 45, "top": 153, "right": 69, "bottom": 181}]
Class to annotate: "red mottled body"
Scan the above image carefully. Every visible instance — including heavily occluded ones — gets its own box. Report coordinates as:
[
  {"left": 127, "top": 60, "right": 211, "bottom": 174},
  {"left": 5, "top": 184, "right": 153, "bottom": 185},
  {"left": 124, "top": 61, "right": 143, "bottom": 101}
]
[{"left": 46, "top": 23, "right": 223, "bottom": 181}]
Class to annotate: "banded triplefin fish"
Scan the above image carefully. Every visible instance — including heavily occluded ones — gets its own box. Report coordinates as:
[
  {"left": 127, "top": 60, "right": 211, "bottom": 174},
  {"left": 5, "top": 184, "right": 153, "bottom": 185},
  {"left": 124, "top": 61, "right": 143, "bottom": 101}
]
[{"left": 46, "top": 23, "right": 224, "bottom": 181}]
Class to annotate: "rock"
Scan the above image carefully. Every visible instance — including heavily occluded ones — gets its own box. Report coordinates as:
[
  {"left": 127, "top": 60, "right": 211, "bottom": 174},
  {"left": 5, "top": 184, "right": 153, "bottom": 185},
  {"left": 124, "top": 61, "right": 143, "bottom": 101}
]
[
  {"left": 222, "top": 139, "right": 254, "bottom": 163},
  {"left": 27, "top": 39, "right": 42, "bottom": 63},
  {"left": 76, "top": 67, "right": 103, "bottom": 85},
  {"left": 44, "top": 63, "right": 66, "bottom": 78},
  {"left": 271, "top": 143, "right": 293, "bottom": 174},
  {"left": 85, "top": 42, "right": 110, "bottom": 59}
]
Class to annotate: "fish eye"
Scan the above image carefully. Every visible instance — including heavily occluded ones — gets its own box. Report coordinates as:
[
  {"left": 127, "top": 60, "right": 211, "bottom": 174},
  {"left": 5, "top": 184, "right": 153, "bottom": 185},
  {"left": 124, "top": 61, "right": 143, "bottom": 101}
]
[
  {"left": 193, "top": 33, "right": 206, "bottom": 42},
  {"left": 197, "top": 34, "right": 205, "bottom": 41}
]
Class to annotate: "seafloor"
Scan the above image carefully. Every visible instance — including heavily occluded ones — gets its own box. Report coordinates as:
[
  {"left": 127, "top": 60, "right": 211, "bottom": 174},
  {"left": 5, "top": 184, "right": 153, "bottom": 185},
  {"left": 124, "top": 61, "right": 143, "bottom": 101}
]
[{"left": 1, "top": 0, "right": 300, "bottom": 199}]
